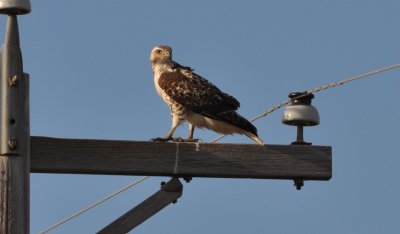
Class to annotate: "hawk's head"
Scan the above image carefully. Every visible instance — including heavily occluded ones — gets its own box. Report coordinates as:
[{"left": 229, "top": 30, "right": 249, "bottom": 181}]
[{"left": 150, "top": 45, "right": 172, "bottom": 64}]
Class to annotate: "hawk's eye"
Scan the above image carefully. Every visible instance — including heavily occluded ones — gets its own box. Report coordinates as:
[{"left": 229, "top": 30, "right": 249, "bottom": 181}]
[{"left": 155, "top": 49, "right": 162, "bottom": 54}]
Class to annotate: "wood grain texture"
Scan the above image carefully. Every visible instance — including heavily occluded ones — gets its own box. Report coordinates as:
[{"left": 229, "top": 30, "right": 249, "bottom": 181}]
[
  {"left": 30, "top": 136, "right": 332, "bottom": 180},
  {"left": 97, "top": 177, "right": 183, "bottom": 234}
]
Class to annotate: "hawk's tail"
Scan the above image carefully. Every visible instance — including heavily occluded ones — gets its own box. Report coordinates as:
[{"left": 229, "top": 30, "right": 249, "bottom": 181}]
[
  {"left": 243, "top": 131, "right": 265, "bottom": 145},
  {"left": 223, "top": 111, "right": 265, "bottom": 145}
]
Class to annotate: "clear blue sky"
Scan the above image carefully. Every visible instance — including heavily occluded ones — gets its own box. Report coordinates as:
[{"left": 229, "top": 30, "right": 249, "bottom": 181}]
[{"left": 2, "top": 1, "right": 399, "bottom": 233}]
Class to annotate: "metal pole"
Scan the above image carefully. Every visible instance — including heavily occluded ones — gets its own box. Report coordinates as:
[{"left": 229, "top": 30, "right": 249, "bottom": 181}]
[
  {"left": 0, "top": 15, "right": 30, "bottom": 234},
  {"left": 296, "top": 125, "right": 304, "bottom": 144}
]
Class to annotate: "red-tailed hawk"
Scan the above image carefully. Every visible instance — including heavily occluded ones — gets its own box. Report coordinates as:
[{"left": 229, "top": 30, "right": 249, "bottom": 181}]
[{"left": 150, "top": 45, "right": 264, "bottom": 145}]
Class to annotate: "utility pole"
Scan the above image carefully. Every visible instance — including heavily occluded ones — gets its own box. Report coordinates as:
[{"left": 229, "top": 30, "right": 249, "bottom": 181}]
[
  {"left": 0, "top": 1, "right": 31, "bottom": 233},
  {"left": 0, "top": 2, "right": 331, "bottom": 233}
]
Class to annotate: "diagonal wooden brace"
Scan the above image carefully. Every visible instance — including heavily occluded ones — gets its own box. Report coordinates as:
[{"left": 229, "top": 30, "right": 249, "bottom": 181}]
[{"left": 97, "top": 177, "right": 183, "bottom": 234}]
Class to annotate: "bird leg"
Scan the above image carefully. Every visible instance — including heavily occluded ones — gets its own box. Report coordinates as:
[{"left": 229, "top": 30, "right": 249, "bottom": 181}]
[
  {"left": 170, "top": 124, "right": 196, "bottom": 142},
  {"left": 151, "top": 117, "right": 198, "bottom": 143},
  {"left": 150, "top": 121, "right": 178, "bottom": 142},
  {"left": 184, "top": 124, "right": 199, "bottom": 142}
]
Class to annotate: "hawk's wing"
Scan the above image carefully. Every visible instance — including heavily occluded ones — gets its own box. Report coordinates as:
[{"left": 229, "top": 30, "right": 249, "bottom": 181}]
[
  {"left": 159, "top": 66, "right": 259, "bottom": 136},
  {"left": 158, "top": 67, "right": 240, "bottom": 117}
]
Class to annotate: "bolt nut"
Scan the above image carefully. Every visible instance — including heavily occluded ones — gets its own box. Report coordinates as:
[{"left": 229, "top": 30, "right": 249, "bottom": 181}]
[
  {"left": 183, "top": 176, "right": 192, "bottom": 183},
  {"left": 294, "top": 179, "right": 304, "bottom": 190},
  {"left": 8, "top": 138, "right": 17, "bottom": 151},
  {"left": 8, "top": 75, "right": 18, "bottom": 86}
]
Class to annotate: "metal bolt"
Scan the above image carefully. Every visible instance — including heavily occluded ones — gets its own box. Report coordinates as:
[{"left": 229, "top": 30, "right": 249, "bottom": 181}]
[
  {"left": 8, "top": 75, "right": 18, "bottom": 86},
  {"left": 8, "top": 138, "right": 17, "bottom": 150},
  {"left": 183, "top": 176, "right": 192, "bottom": 183},
  {"left": 294, "top": 179, "right": 304, "bottom": 190}
]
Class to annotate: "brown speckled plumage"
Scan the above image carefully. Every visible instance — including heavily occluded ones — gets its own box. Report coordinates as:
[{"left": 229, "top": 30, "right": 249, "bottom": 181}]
[{"left": 150, "top": 45, "right": 264, "bottom": 145}]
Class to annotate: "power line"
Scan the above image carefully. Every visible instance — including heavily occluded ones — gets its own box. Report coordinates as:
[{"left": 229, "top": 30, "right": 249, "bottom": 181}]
[
  {"left": 40, "top": 63, "right": 400, "bottom": 233},
  {"left": 210, "top": 63, "right": 400, "bottom": 143},
  {"left": 40, "top": 176, "right": 150, "bottom": 234}
]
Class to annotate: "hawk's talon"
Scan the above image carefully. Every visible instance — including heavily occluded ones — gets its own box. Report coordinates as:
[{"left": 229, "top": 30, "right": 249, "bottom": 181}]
[
  {"left": 150, "top": 137, "right": 172, "bottom": 142},
  {"left": 171, "top": 137, "right": 199, "bottom": 143},
  {"left": 150, "top": 137, "right": 198, "bottom": 143},
  {"left": 172, "top": 137, "right": 185, "bottom": 142},
  {"left": 185, "top": 138, "right": 199, "bottom": 142}
]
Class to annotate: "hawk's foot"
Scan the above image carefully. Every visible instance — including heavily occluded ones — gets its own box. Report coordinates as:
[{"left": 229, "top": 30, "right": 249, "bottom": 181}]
[
  {"left": 184, "top": 138, "right": 199, "bottom": 142},
  {"left": 155, "top": 137, "right": 198, "bottom": 143},
  {"left": 172, "top": 137, "right": 199, "bottom": 143},
  {"left": 172, "top": 137, "right": 185, "bottom": 142},
  {"left": 150, "top": 137, "right": 172, "bottom": 142}
]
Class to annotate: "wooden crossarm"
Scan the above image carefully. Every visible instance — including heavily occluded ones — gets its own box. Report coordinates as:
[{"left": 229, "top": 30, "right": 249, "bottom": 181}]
[{"left": 30, "top": 136, "right": 332, "bottom": 180}]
